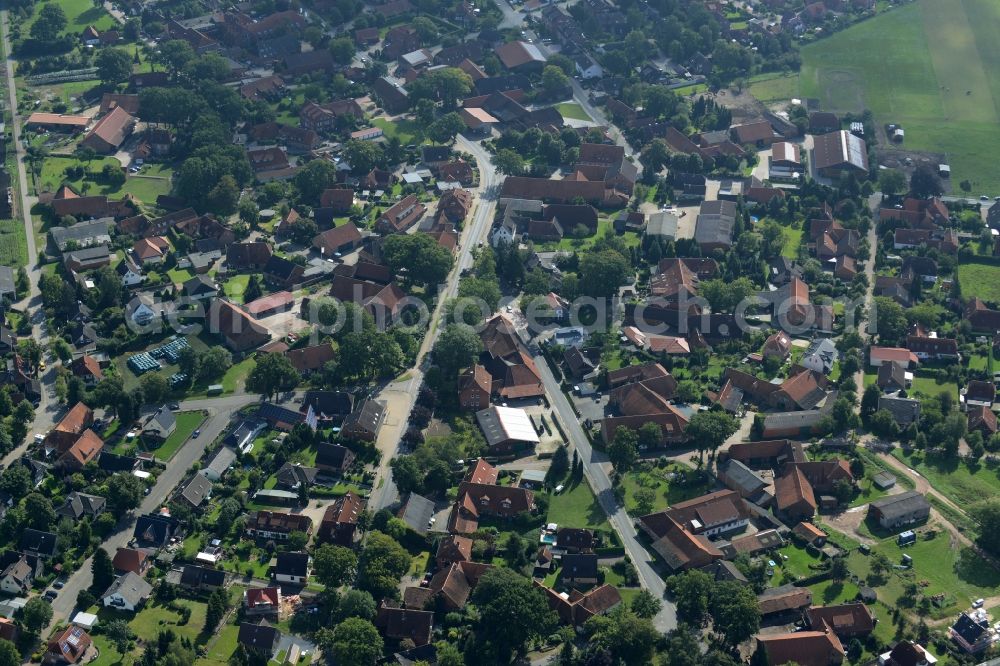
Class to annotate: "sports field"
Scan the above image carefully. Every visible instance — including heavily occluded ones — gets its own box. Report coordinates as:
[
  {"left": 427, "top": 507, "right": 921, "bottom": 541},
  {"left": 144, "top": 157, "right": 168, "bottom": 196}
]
[{"left": 772, "top": 0, "right": 1000, "bottom": 193}]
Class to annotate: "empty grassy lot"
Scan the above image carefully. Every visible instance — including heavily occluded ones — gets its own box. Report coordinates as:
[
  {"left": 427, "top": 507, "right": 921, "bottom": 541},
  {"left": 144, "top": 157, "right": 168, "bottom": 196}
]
[
  {"left": 957, "top": 259, "right": 1000, "bottom": 303},
  {"left": 23, "top": 0, "right": 116, "bottom": 36},
  {"left": 556, "top": 102, "right": 592, "bottom": 122},
  {"left": 794, "top": 0, "right": 1000, "bottom": 193}
]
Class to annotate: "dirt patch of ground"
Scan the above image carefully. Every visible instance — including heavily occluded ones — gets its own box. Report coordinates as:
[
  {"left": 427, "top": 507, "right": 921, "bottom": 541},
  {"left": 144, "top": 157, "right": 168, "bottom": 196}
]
[
  {"left": 877, "top": 145, "right": 952, "bottom": 193},
  {"left": 823, "top": 505, "right": 876, "bottom": 545},
  {"left": 710, "top": 88, "right": 769, "bottom": 122}
]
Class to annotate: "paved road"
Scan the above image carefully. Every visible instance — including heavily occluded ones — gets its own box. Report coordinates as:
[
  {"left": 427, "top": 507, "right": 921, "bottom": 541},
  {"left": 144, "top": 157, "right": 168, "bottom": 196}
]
[
  {"left": 368, "top": 135, "right": 501, "bottom": 511},
  {"left": 533, "top": 357, "right": 677, "bottom": 632},
  {"left": 49, "top": 395, "right": 258, "bottom": 625},
  {"left": 852, "top": 195, "right": 881, "bottom": 398},
  {"left": 0, "top": 11, "right": 62, "bottom": 463}
]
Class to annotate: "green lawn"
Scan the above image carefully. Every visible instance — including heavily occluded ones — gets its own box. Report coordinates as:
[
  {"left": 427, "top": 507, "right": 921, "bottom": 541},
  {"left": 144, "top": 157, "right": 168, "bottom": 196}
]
[
  {"left": 223, "top": 274, "right": 252, "bottom": 303},
  {"left": 167, "top": 267, "right": 194, "bottom": 285},
  {"left": 198, "top": 623, "right": 240, "bottom": 665},
  {"left": 546, "top": 480, "right": 611, "bottom": 531},
  {"left": 749, "top": 73, "right": 801, "bottom": 105},
  {"left": 36, "top": 155, "right": 126, "bottom": 197},
  {"left": 535, "top": 217, "right": 641, "bottom": 252},
  {"left": 780, "top": 225, "right": 803, "bottom": 259},
  {"left": 90, "top": 599, "right": 210, "bottom": 665},
  {"left": 24, "top": 0, "right": 116, "bottom": 36},
  {"left": 848, "top": 529, "right": 1000, "bottom": 618},
  {"left": 958, "top": 260, "right": 1000, "bottom": 303},
  {"left": 798, "top": 0, "right": 1000, "bottom": 193},
  {"left": 372, "top": 117, "right": 422, "bottom": 145},
  {"left": 556, "top": 102, "right": 591, "bottom": 122},
  {"left": 149, "top": 410, "right": 206, "bottom": 461},
  {"left": 773, "top": 542, "right": 826, "bottom": 582},
  {"left": 809, "top": 578, "right": 860, "bottom": 605},
  {"left": 892, "top": 448, "right": 1000, "bottom": 507},
  {"left": 121, "top": 174, "right": 172, "bottom": 204},
  {"left": 908, "top": 372, "right": 958, "bottom": 400},
  {"left": 620, "top": 464, "right": 713, "bottom": 515}
]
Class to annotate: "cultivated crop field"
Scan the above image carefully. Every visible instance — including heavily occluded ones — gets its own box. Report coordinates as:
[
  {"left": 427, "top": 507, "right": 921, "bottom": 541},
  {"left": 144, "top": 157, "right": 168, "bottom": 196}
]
[{"left": 790, "top": 0, "right": 1000, "bottom": 193}]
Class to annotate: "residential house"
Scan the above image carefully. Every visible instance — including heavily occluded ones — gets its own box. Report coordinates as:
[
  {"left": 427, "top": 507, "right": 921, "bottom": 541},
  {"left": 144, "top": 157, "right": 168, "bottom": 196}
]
[
  {"left": 227, "top": 242, "right": 273, "bottom": 271},
  {"left": 237, "top": 623, "right": 280, "bottom": 657},
  {"left": 57, "top": 429, "right": 104, "bottom": 472},
  {"left": 802, "top": 338, "right": 839, "bottom": 374},
  {"left": 206, "top": 300, "right": 271, "bottom": 352},
  {"left": 341, "top": 399, "right": 386, "bottom": 442},
  {"left": 133, "top": 513, "right": 177, "bottom": 548},
  {"left": 273, "top": 551, "right": 309, "bottom": 585},
  {"left": 56, "top": 492, "right": 105, "bottom": 521},
  {"left": 458, "top": 365, "right": 491, "bottom": 411},
  {"left": 312, "top": 222, "right": 363, "bottom": 256},
  {"left": 806, "top": 603, "right": 877, "bottom": 638},
  {"left": 50, "top": 219, "right": 115, "bottom": 252},
  {"left": 285, "top": 343, "right": 335, "bottom": 375},
  {"left": 69, "top": 355, "right": 103, "bottom": 386},
  {"left": 132, "top": 236, "right": 170, "bottom": 265},
  {"left": 374, "top": 195, "right": 426, "bottom": 234},
  {"left": 478, "top": 314, "right": 545, "bottom": 399},
  {"left": 201, "top": 446, "right": 237, "bottom": 482},
  {"left": 436, "top": 535, "right": 473, "bottom": 569},
  {"left": 275, "top": 463, "right": 318, "bottom": 490},
  {"left": 318, "top": 492, "right": 365, "bottom": 545},
  {"left": 877, "top": 395, "right": 921, "bottom": 427},
  {"left": 536, "top": 582, "right": 622, "bottom": 626},
  {"left": 179, "top": 565, "right": 226, "bottom": 591},
  {"left": 244, "top": 587, "right": 281, "bottom": 617},
  {"left": 449, "top": 481, "right": 535, "bottom": 534},
  {"left": 560, "top": 553, "right": 599, "bottom": 585},
  {"left": 179, "top": 474, "right": 213, "bottom": 508},
  {"left": 968, "top": 404, "right": 998, "bottom": 437},
  {"left": 111, "top": 548, "right": 150, "bottom": 577},
  {"left": 101, "top": 572, "right": 153, "bottom": 612},
  {"left": 756, "top": 626, "right": 845, "bottom": 666},
  {"left": 375, "top": 602, "right": 434, "bottom": 646},
  {"left": 246, "top": 511, "right": 313, "bottom": 542},
  {"left": 45, "top": 626, "right": 93, "bottom": 665},
  {"left": 20, "top": 529, "right": 59, "bottom": 559},
  {"left": 262, "top": 255, "right": 305, "bottom": 289},
  {"left": 950, "top": 612, "right": 995, "bottom": 654},
  {"left": 763, "top": 331, "right": 792, "bottom": 361},
  {"left": 636, "top": 490, "right": 749, "bottom": 572},
  {"left": 0, "top": 553, "right": 39, "bottom": 595},
  {"left": 494, "top": 40, "right": 547, "bottom": 71},
  {"left": 869, "top": 347, "right": 919, "bottom": 368},
  {"left": 116, "top": 256, "right": 144, "bottom": 288},
  {"left": 964, "top": 379, "right": 995, "bottom": 409},
  {"left": 142, "top": 407, "right": 176, "bottom": 443},
  {"left": 877, "top": 362, "right": 909, "bottom": 394}
]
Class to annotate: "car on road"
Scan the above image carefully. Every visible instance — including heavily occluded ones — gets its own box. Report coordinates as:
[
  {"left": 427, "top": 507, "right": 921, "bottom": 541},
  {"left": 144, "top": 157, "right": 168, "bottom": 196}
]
[
  {"left": 39, "top": 360, "right": 45, "bottom": 371},
  {"left": 53, "top": 580, "right": 64, "bottom": 589},
  {"left": 169, "top": 403, "right": 180, "bottom": 410},
  {"left": 43, "top": 590, "right": 58, "bottom": 600},
  {"left": 981, "top": 195, "right": 990, "bottom": 201},
  {"left": 192, "top": 429, "right": 201, "bottom": 438}
]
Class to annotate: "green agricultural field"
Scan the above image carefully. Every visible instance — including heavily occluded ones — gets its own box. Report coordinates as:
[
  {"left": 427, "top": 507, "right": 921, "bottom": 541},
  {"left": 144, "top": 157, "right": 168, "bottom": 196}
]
[
  {"left": 0, "top": 218, "right": 28, "bottom": 267},
  {"left": 893, "top": 448, "right": 1000, "bottom": 507},
  {"left": 797, "top": 0, "right": 1000, "bottom": 193},
  {"left": 958, "top": 260, "right": 1000, "bottom": 303},
  {"left": 749, "top": 73, "right": 801, "bottom": 105},
  {"left": 556, "top": 102, "right": 592, "bottom": 122}
]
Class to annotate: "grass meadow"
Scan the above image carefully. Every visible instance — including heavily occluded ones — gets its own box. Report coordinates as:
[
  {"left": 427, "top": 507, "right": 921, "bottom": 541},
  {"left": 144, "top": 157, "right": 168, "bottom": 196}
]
[{"left": 763, "top": 0, "right": 1000, "bottom": 193}]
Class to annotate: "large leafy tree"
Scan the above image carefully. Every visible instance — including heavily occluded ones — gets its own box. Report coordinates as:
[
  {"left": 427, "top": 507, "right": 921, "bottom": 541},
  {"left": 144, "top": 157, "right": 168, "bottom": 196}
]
[
  {"left": 710, "top": 580, "right": 760, "bottom": 647},
  {"left": 246, "top": 353, "right": 301, "bottom": 398},
  {"left": 579, "top": 249, "right": 630, "bottom": 298},
  {"left": 357, "top": 531, "right": 411, "bottom": 599},
  {"left": 30, "top": 3, "right": 67, "bottom": 41},
  {"left": 685, "top": 410, "right": 738, "bottom": 462},
  {"left": 97, "top": 48, "right": 133, "bottom": 86},
  {"left": 433, "top": 324, "right": 482, "bottom": 375},
  {"left": 383, "top": 233, "right": 454, "bottom": 287},
  {"left": 331, "top": 618, "right": 383, "bottom": 666},
  {"left": 471, "top": 567, "right": 557, "bottom": 660},
  {"left": 313, "top": 544, "right": 358, "bottom": 588}
]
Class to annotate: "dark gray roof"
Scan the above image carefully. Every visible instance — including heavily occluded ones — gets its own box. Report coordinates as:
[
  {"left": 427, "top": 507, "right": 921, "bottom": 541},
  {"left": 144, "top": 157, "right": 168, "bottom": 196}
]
[
  {"left": 20, "top": 529, "right": 58, "bottom": 556},
  {"left": 869, "top": 491, "right": 929, "bottom": 520},
  {"left": 50, "top": 218, "right": 114, "bottom": 250},
  {"left": 102, "top": 571, "right": 152, "bottom": 606},
  {"left": 275, "top": 463, "right": 318, "bottom": 488},
  {"left": 694, "top": 200, "right": 737, "bottom": 247},
  {"left": 238, "top": 622, "right": 280, "bottom": 652},
  {"left": 398, "top": 493, "right": 434, "bottom": 534},
  {"left": 561, "top": 553, "right": 598, "bottom": 579},
  {"left": 0, "top": 266, "right": 14, "bottom": 297},
  {"left": 180, "top": 564, "right": 225, "bottom": 587},
  {"left": 204, "top": 446, "right": 237, "bottom": 478},
  {"left": 878, "top": 395, "right": 921, "bottom": 425},
  {"left": 719, "top": 459, "right": 767, "bottom": 495},
  {"left": 180, "top": 474, "right": 213, "bottom": 507},
  {"left": 274, "top": 551, "right": 309, "bottom": 577},
  {"left": 56, "top": 492, "right": 106, "bottom": 520},
  {"left": 64, "top": 245, "right": 111, "bottom": 264}
]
